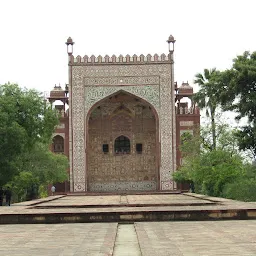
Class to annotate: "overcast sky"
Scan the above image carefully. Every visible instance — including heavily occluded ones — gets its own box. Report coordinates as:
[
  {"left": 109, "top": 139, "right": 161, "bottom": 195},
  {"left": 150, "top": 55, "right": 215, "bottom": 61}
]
[{"left": 1, "top": 0, "right": 256, "bottom": 95}]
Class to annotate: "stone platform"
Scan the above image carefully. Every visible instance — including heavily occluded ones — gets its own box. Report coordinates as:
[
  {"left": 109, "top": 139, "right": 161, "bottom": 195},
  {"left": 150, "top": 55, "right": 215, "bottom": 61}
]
[
  {"left": 1, "top": 193, "right": 256, "bottom": 255},
  {"left": 0, "top": 193, "right": 256, "bottom": 224}
]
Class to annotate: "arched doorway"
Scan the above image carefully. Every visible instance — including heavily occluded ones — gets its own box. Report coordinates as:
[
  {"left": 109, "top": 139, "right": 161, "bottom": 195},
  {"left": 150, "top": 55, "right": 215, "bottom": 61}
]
[{"left": 87, "top": 91, "right": 159, "bottom": 192}]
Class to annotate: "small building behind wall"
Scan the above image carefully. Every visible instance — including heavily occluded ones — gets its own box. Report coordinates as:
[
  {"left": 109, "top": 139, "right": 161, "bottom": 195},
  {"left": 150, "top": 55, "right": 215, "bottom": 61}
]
[
  {"left": 175, "top": 82, "right": 200, "bottom": 191},
  {"left": 48, "top": 85, "right": 69, "bottom": 193}
]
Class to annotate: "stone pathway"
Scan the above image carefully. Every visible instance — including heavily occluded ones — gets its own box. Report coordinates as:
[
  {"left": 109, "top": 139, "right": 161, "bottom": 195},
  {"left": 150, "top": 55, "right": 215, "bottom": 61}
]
[
  {"left": 113, "top": 224, "right": 141, "bottom": 256},
  {"left": 0, "top": 221, "right": 255, "bottom": 255}
]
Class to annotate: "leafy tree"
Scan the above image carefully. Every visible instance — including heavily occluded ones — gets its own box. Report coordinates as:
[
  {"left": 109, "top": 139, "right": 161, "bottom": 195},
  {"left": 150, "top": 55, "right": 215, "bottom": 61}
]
[
  {"left": 203, "top": 121, "right": 240, "bottom": 156},
  {"left": 235, "top": 125, "right": 256, "bottom": 159},
  {"left": 173, "top": 125, "right": 245, "bottom": 197},
  {"left": 9, "top": 143, "right": 69, "bottom": 201},
  {"left": 194, "top": 150, "right": 243, "bottom": 196},
  {"left": 174, "top": 149, "right": 244, "bottom": 197},
  {"left": 217, "top": 52, "right": 256, "bottom": 158},
  {"left": 180, "top": 131, "right": 200, "bottom": 157},
  {"left": 0, "top": 83, "right": 59, "bottom": 186},
  {"left": 194, "top": 68, "right": 221, "bottom": 150},
  {"left": 223, "top": 164, "right": 256, "bottom": 202},
  {"left": 10, "top": 171, "right": 37, "bottom": 202}
]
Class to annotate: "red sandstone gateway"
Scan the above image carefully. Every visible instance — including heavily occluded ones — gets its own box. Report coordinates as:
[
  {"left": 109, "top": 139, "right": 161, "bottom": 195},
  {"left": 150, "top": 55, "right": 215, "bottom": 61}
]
[{"left": 48, "top": 35, "right": 200, "bottom": 194}]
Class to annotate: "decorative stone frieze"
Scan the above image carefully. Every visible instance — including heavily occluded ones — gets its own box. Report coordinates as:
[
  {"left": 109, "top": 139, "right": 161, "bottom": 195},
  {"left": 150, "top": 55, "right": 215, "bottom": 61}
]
[{"left": 84, "top": 76, "right": 159, "bottom": 87}]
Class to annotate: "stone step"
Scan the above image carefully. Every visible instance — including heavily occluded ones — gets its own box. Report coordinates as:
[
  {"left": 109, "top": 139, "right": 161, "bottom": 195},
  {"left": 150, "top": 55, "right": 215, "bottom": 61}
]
[
  {"left": 0, "top": 193, "right": 255, "bottom": 224},
  {"left": 0, "top": 207, "right": 255, "bottom": 224}
]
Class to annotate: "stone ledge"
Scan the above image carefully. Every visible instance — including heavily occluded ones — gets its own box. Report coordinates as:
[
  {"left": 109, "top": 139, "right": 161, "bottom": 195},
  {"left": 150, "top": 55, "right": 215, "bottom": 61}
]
[{"left": 0, "top": 208, "right": 255, "bottom": 224}]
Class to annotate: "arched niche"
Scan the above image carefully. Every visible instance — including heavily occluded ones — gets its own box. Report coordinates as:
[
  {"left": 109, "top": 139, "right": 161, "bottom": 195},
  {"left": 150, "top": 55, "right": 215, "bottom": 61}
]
[
  {"left": 86, "top": 90, "right": 159, "bottom": 192},
  {"left": 52, "top": 135, "right": 64, "bottom": 153}
]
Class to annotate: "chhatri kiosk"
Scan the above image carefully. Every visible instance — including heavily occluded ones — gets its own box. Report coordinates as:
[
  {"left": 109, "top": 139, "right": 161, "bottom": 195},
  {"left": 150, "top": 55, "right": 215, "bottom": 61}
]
[{"left": 49, "top": 35, "right": 200, "bottom": 193}]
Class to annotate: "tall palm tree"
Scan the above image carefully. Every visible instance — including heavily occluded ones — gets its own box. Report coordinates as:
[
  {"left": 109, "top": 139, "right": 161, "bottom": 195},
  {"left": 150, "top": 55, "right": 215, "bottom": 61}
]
[{"left": 194, "top": 68, "right": 220, "bottom": 150}]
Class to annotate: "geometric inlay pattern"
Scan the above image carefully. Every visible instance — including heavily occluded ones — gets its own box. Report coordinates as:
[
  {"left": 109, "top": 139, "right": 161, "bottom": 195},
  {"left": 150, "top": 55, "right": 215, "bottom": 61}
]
[{"left": 85, "top": 85, "right": 160, "bottom": 114}]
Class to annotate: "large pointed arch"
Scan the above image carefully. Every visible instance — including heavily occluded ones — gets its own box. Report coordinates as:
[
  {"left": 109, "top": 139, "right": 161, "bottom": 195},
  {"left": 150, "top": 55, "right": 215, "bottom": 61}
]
[
  {"left": 85, "top": 90, "right": 160, "bottom": 192},
  {"left": 84, "top": 86, "right": 160, "bottom": 117},
  {"left": 86, "top": 89, "right": 159, "bottom": 126}
]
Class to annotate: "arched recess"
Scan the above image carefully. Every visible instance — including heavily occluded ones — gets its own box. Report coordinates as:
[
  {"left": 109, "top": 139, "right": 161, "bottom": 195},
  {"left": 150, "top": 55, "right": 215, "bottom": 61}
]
[
  {"left": 86, "top": 90, "right": 160, "bottom": 192},
  {"left": 52, "top": 135, "right": 64, "bottom": 153}
]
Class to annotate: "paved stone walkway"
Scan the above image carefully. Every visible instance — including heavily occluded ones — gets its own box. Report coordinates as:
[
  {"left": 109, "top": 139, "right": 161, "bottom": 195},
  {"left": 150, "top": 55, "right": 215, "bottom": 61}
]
[
  {"left": 135, "top": 221, "right": 256, "bottom": 256},
  {"left": 0, "top": 223, "right": 117, "bottom": 256},
  {"left": 0, "top": 194, "right": 255, "bottom": 254},
  {"left": 0, "top": 221, "right": 255, "bottom": 255},
  {"left": 113, "top": 224, "right": 141, "bottom": 256}
]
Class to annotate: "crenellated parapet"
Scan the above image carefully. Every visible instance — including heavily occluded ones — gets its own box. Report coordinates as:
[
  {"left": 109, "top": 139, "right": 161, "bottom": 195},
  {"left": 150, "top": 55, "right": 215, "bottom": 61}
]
[{"left": 69, "top": 53, "right": 171, "bottom": 65}]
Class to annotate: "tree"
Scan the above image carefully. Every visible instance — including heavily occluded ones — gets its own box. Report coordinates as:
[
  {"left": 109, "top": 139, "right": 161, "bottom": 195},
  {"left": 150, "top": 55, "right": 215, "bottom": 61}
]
[
  {"left": 173, "top": 125, "right": 245, "bottom": 197},
  {"left": 0, "top": 83, "right": 59, "bottom": 186},
  {"left": 194, "top": 68, "right": 221, "bottom": 150},
  {"left": 235, "top": 125, "right": 256, "bottom": 159},
  {"left": 203, "top": 121, "right": 240, "bottom": 156},
  {"left": 218, "top": 52, "right": 256, "bottom": 158},
  {"left": 223, "top": 164, "right": 256, "bottom": 202},
  {"left": 9, "top": 143, "right": 68, "bottom": 201}
]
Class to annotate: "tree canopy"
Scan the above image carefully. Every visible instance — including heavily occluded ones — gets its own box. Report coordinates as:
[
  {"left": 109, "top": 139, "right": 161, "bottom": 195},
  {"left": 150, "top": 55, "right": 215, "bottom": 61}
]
[
  {"left": 174, "top": 50, "right": 256, "bottom": 201},
  {"left": 0, "top": 83, "right": 68, "bottom": 198},
  {"left": 173, "top": 124, "right": 254, "bottom": 200},
  {"left": 218, "top": 51, "right": 256, "bottom": 121},
  {"left": 217, "top": 52, "right": 256, "bottom": 158},
  {"left": 10, "top": 142, "right": 68, "bottom": 201}
]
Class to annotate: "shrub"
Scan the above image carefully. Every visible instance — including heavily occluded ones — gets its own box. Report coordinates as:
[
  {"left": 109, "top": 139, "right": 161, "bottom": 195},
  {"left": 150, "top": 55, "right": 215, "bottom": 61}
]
[{"left": 223, "top": 178, "right": 256, "bottom": 202}]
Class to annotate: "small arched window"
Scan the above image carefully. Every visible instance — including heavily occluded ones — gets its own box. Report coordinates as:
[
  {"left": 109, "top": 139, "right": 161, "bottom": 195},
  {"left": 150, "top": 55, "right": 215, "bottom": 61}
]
[
  {"left": 114, "top": 135, "right": 130, "bottom": 154},
  {"left": 53, "top": 135, "right": 64, "bottom": 153}
]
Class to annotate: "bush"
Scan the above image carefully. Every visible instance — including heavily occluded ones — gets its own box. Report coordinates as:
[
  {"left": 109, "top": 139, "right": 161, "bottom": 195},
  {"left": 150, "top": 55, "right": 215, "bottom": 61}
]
[
  {"left": 223, "top": 179, "right": 256, "bottom": 202},
  {"left": 173, "top": 149, "right": 244, "bottom": 197}
]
